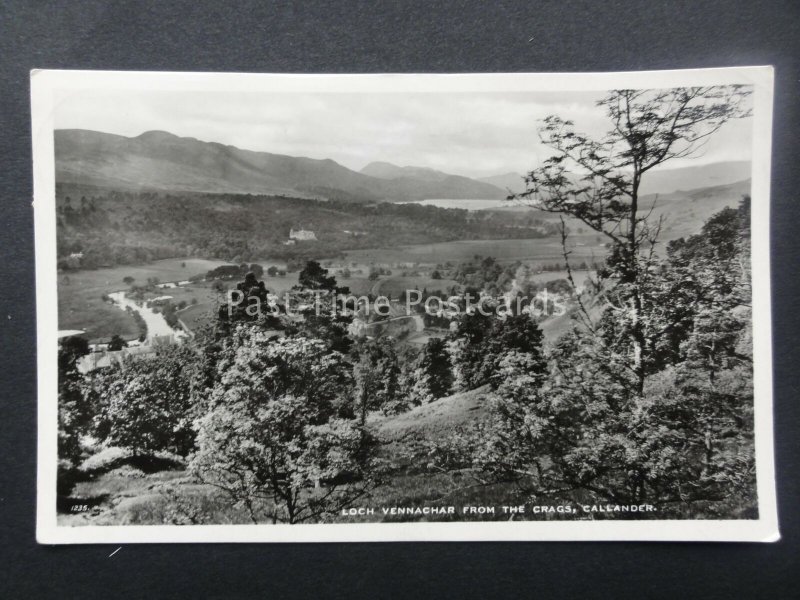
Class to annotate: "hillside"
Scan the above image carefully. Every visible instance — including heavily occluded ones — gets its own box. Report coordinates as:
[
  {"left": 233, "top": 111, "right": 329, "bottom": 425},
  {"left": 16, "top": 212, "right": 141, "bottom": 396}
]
[
  {"left": 54, "top": 187, "right": 559, "bottom": 269},
  {"left": 55, "top": 129, "right": 506, "bottom": 202},
  {"left": 477, "top": 172, "right": 528, "bottom": 194},
  {"left": 646, "top": 178, "right": 751, "bottom": 240},
  {"left": 475, "top": 161, "right": 751, "bottom": 199},
  {"left": 371, "top": 385, "right": 494, "bottom": 444},
  {"left": 638, "top": 160, "right": 752, "bottom": 195},
  {"left": 361, "top": 161, "right": 450, "bottom": 181}
]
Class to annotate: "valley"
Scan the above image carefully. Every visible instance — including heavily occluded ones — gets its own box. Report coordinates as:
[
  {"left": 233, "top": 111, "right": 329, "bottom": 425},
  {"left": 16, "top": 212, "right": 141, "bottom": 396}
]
[{"left": 53, "top": 111, "right": 757, "bottom": 527}]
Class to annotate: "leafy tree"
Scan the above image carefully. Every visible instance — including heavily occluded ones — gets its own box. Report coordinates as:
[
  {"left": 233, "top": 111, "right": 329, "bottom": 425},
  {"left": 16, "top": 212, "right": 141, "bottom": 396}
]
[
  {"left": 447, "top": 309, "right": 494, "bottom": 391},
  {"left": 107, "top": 334, "right": 127, "bottom": 351},
  {"left": 190, "top": 329, "right": 375, "bottom": 523},
  {"left": 217, "top": 271, "right": 279, "bottom": 333},
  {"left": 410, "top": 338, "right": 453, "bottom": 404},
  {"left": 94, "top": 345, "right": 200, "bottom": 457},
  {"left": 298, "top": 260, "right": 337, "bottom": 292},
  {"left": 287, "top": 298, "right": 354, "bottom": 355},
  {"left": 352, "top": 338, "right": 403, "bottom": 421},
  {"left": 58, "top": 336, "right": 91, "bottom": 469},
  {"left": 446, "top": 307, "right": 545, "bottom": 392},
  {"left": 483, "top": 314, "right": 546, "bottom": 389}
]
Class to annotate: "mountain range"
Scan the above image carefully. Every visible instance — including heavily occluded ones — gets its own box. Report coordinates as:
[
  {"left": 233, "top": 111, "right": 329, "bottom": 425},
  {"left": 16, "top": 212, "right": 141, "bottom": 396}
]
[
  {"left": 54, "top": 129, "right": 751, "bottom": 203},
  {"left": 54, "top": 130, "right": 506, "bottom": 203}
]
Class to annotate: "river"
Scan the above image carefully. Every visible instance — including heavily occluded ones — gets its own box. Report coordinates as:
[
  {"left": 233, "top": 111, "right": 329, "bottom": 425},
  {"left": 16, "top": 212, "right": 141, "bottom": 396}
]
[{"left": 108, "top": 290, "right": 188, "bottom": 343}]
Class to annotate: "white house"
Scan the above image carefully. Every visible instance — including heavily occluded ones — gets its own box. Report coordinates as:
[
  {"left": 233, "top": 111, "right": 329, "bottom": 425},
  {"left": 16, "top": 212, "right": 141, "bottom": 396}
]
[{"left": 289, "top": 228, "right": 317, "bottom": 241}]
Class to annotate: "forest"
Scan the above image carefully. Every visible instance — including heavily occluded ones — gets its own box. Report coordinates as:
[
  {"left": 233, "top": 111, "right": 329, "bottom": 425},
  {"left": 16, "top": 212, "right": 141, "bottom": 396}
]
[{"left": 55, "top": 190, "right": 560, "bottom": 271}]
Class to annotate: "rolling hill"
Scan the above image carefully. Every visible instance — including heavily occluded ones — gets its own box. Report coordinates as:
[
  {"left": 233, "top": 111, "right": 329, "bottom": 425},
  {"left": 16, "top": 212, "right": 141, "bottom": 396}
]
[
  {"left": 476, "top": 172, "right": 528, "bottom": 194},
  {"left": 475, "top": 160, "right": 752, "bottom": 198},
  {"left": 54, "top": 129, "right": 507, "bottom": 202}
]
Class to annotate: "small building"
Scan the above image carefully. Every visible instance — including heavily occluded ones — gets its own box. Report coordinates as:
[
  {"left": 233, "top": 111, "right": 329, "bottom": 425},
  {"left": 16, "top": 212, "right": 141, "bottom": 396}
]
[{"left": 289, "top": 228, "right": 317, "bottom": 241}]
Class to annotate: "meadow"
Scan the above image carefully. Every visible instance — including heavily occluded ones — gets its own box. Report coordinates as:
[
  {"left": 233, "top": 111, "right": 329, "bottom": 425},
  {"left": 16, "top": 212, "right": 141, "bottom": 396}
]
[
  {"left": 58, "top": 248, "right": 603, "bottom": 342},
  {"left": 58, "top": 258, "right": 234, "bottom": 342},
  {"left": 343, "top": 236, "right": 607, "bottom": 266},
  {"left": 373, "top": 276, "right": 459, "bottom": 298}
]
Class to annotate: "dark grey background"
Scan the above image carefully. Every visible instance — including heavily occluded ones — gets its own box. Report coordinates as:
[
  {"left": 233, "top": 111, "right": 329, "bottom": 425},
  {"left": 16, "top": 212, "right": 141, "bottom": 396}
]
[{"left": 1, "top": 1, "right": 798, "bottom": 597}]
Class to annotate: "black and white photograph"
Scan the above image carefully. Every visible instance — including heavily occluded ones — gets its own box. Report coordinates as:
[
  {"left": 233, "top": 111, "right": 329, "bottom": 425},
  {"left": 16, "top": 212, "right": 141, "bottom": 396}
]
[{"left": 31, "top": 68, "right": 777, "bottom": 543}]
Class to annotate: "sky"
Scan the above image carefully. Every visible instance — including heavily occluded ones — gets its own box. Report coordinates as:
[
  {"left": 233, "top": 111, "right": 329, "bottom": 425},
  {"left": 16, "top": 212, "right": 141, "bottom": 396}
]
[{"left": 54, "top": 87, "right": 754, "bottom": 178}]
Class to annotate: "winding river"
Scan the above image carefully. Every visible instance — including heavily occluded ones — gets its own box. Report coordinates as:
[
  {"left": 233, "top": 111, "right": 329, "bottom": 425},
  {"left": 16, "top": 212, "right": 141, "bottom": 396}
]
[{"left": 108, "top": 290, "right": 189, "bottom": 343}]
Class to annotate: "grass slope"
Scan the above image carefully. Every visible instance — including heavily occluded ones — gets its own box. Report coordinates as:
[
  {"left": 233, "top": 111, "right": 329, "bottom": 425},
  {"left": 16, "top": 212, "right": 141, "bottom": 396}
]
[{"left": 371, "top": 385, "right": 493, "bottom": 444}]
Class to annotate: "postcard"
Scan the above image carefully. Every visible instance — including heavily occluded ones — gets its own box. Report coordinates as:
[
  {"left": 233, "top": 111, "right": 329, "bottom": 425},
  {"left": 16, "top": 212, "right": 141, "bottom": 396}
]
[{"left": 31, "top": 67, "right": 778, "bottom": 542}]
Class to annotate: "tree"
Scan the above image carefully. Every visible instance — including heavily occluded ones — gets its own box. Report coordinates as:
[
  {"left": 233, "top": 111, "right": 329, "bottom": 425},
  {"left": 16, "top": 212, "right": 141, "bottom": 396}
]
[
  {"left": 298, "top": 260, "right": 337, "bottom": 292},
  {"left": 484, "top": 314, "right": 546, "bottom": 389},
  {"left": 518, "top": 86, "right": 751, "bottom": 395},
  {"left": 447, "top": 309, "right": 492, "bottom": 392},
  {"left": 410, "top": 338, "right": 453, "bottom": 404},
  {"left": 94, "top": 345, "right": 200, "bottom": 457},
  {"left": 446, "top": 308, "right": 546, "bottom": 393},
  {"left": 352, "top": 338, "right": 402, "bottom": 421},
  {"left": 107, "top": 334, "right": 127, "bottom": 351},
  {"left": 217, "top": 271, "right": 279, "bottom": 333},
  {"left": 58, "top": 336, "right": 91, "bottom": 469},
  {"left": 190, "top": 329, "right": 375, "bottom": 524}
]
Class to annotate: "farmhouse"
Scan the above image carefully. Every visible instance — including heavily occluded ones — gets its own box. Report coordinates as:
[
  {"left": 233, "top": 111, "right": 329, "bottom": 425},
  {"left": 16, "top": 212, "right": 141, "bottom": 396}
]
[{"left": 289, "top": 228, "right": 317, "bottom": 241}]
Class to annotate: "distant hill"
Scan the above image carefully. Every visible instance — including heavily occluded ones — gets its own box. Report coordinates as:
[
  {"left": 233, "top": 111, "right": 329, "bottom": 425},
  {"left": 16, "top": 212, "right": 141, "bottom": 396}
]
[
  {"left": 476, "top": 172, "right": 528, "bottom": 194},
  {"left": 639, "top": 161, "right": 752, "bottom": 196},
  {"left": 359, "top": 160, "right": 507, "bottom": 198},
  {"left": 477, "top": 160, "right": 751, "bottom": 198},
  {"left": 361, "top": 161, "right": 449, "bottom": 182},
  {"left": 55, "top": 129, "right": 506, "bottom": 202},
  {"left": 646, "top": 178, "right": 751, "bottom": 240}
]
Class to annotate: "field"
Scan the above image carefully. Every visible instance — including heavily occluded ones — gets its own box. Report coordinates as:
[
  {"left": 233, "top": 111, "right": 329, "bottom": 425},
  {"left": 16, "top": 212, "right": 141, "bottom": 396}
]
[
  {"left": 343, "top": 236, "right": 608, "bottom": 266},
  {"left": 343, "top": 180, "right": 750, "bottom": 269},
  {"left": 58, "top": 250, "right": 603, "bottom": 342},
  {"left": 58, "top": 258, "right": 234, "bottom": 342},
  {"left": 373, "top": 276, "right": 459, "bottom": 298},
  {"left": 58, "top": 246, "right": 607, "bottom": 343},
  {"left": 528, "top": 269, "right": 594, "bottom": 288}
]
